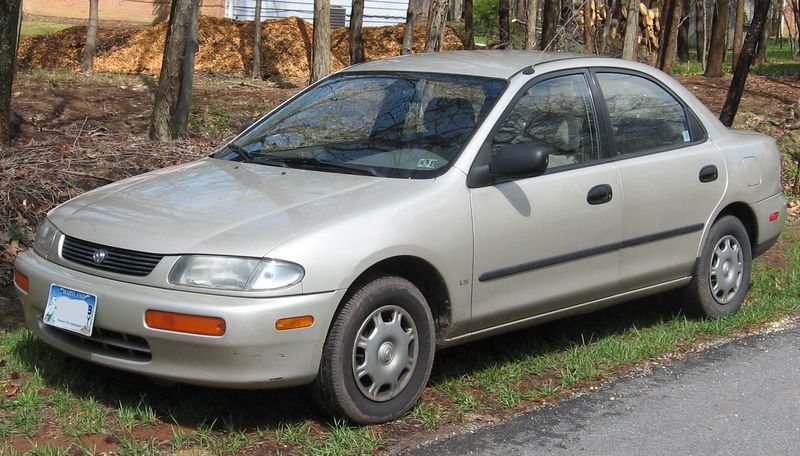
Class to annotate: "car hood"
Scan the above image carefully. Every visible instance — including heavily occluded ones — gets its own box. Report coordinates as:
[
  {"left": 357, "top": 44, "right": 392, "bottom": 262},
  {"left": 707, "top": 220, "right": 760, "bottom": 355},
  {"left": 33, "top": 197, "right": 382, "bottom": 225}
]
[{"left": 49, "top": 158, "right": 433, "bottom": 257}]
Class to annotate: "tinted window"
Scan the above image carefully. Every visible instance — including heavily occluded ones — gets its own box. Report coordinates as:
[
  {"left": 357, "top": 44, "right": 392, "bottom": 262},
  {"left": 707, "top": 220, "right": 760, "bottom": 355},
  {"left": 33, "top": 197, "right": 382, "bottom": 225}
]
[
  {"left": 492, "top": 74, "right": 599, "bottom": 170},
  {"left": 596, "top": 72, "right": 692, "bottom": 155}
]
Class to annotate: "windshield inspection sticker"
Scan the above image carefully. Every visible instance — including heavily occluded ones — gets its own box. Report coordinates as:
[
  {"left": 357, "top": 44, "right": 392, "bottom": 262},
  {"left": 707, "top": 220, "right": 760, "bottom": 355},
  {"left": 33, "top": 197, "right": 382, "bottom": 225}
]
[{"left": 417, "top": 158, "right": 439, "bottom": 169}]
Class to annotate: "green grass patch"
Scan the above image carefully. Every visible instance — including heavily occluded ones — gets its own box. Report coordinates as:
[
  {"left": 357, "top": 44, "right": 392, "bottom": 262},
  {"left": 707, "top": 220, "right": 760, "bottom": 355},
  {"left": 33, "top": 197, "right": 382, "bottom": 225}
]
[
  {"left": 20, "top": 20, "right": 72, "bottom": 37},
  {"left": 1, "top": 226, "right": 799, "bottom": 454}
]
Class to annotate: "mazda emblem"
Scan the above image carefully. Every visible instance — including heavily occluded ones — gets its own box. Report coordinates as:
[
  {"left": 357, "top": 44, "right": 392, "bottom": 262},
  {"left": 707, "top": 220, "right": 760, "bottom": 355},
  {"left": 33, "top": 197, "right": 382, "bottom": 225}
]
[{"left": 92, "top": 249, "right": 107, "bottom": 264}]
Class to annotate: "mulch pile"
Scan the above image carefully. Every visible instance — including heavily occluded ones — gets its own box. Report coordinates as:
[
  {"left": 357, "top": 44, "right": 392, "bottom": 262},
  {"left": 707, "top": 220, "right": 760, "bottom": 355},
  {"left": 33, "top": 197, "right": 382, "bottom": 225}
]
[{"left": 17, "top": 16, "right": 465, "bottom": 79}]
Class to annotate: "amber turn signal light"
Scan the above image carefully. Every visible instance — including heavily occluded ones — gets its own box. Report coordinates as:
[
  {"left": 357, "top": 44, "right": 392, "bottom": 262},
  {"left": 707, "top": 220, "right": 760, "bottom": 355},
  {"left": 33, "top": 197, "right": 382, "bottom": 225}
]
[
  {"left": 14, "top": 269, "right": 29, "bottom": 293},
  {"left": 145, "top": 310, "right": 225, "bottom": 336},
  {"left": 275, "top": 315, "right": 314, "bottom": 330}
]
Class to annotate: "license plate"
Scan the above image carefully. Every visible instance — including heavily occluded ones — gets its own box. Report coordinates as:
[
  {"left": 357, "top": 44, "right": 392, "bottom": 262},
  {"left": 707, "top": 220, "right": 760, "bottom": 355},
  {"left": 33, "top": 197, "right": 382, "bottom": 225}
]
[{"left": 43, "top": 284, "right": 98, "bottom": 337}]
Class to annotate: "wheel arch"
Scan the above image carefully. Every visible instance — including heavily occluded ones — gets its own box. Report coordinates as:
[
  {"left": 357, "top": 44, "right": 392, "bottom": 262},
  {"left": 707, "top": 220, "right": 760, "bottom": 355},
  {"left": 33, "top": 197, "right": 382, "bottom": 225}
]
[
  {"left": 713, "top": 202, "right": 758, "bottom": 252},
  {"left": 339, "top": 255, "right": 452, "bottom": 344}
]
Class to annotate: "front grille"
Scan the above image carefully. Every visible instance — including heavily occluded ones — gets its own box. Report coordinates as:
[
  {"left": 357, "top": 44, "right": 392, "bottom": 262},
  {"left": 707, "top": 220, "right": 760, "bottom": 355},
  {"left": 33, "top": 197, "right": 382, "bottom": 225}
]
[
  {"left": 44, "top": 324, "right": 152, "bottom": 362},
  {"left": 61, "top": 236, "right": 163, "bottom": 276}
]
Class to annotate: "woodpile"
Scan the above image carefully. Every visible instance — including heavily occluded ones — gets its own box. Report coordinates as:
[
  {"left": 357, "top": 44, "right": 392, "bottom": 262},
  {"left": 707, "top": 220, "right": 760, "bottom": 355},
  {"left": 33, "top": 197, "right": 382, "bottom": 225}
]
[{"left": 580, "top": 0, "right": 661, "bottom": 49}]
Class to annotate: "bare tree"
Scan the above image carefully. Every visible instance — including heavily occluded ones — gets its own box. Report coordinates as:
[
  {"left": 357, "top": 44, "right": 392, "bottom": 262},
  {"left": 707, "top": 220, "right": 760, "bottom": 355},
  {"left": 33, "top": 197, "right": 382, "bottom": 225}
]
[
  {"left": 720, "top": 0, "right": 771, "bottom": 125},
  {"left": 705, "top": 0, "right": 731, "bottom": 77},
  {"left": 622, "top": 0, "right": 640, "bottom": 60},
  {"left": 499, "top": 0, "right": 511, "bottom": 48},
  {"left": 658, "top": 0, "right": 683, "bottom": 73},
  {"left": 425, "top": 0, "right": 448, "bottom": 52},
  {"left": 349, "top": 0, "right": 365, "bottom": 64},
  {"left": 82, "top": 0, "right": 99, "bottom": 72},
  {"left": 525, "top": 0, "right": 538, "bottom": 50},
  {"left": 583, "top": 0, "right": 594, "bottom": 53},
  {"left": 731, "top": 0, "right": 744, "bottom": 66},
  {"left": 600, "top": 0, "right": 617, "bottom": 54},
  {"left": 173, "top": 0, "right": 199, "bottom": 135},
  {"left": 540, "top": 0, "right": 559, "bottom": 49},
  {"left": 465, "top": 0, "right": 475, "bottom": 49},
  {"left": 0, "top": 0, "right": 22, "bottom": 148},
  {"left": 311, "top": 0, "right": 332, "bottom": 82},
  {"left": 401, "top": 1, "right": 417, "bottom": 54},
  {"left": 677, "top": 0, "right": 690, "bottom": 61},
  {"left": 695, "top": 0, "right": 706, "bottom": 63},
  {"left": 755, "top": 14, "right": 769, "bottom": 63},
  {"left": 253, "top": 0, "right": 262, "bottom": 78},
  {"left": 148, "top": 0, "right": 195, "bottom": 141}
]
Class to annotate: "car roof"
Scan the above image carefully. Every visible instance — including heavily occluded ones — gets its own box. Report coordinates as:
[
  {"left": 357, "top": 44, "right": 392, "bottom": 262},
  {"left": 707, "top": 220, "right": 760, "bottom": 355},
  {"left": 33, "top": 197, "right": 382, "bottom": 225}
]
[{"left": 340, "top": 50, "right": 586, "bottom": 79}]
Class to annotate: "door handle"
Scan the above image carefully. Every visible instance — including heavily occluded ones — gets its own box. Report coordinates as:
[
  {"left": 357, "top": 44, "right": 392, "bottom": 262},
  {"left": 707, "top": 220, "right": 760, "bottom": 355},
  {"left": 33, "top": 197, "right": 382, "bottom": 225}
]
[
  {"left": 699, "top": 164, "right": 718, "bottom": 183},
  {"left": 587, "top": 184, "right": 613, "bottom": 205}
]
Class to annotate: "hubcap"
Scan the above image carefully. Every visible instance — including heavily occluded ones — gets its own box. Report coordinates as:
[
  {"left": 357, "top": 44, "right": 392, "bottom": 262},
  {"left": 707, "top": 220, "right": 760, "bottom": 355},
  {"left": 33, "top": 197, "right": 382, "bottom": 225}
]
[
  {"left": 708, "top": 235, "right": 744, "bottom": 304},
  {"left": 352, "top": 305, "right": 418, "bottom": 402}
]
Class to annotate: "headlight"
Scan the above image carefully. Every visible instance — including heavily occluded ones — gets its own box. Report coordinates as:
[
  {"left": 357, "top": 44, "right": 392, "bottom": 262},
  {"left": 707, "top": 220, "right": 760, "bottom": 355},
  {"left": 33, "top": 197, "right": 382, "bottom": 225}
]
[
  {"left": 33, "top": 218, "right": 61, "bottom": 259},
  {"left": 168, "top": 256, "right": 304, "bottom": 291}
]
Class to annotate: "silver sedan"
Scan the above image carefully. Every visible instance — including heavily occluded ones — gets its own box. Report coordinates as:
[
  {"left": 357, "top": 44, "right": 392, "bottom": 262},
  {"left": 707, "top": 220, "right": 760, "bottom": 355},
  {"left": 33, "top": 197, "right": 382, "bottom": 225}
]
[{"left": 14, "top": 50, "right": 786, "bottom": 424}]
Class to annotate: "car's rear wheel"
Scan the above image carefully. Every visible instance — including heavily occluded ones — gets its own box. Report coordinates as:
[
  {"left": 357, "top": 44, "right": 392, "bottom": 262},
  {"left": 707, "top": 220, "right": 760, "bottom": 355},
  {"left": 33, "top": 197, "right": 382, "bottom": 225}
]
[
  {"left": 683, "top": 216, "right": 752, "bottom": 318},
  {"left": 313, "top": 276, "right": 435, "bottom": 424}
]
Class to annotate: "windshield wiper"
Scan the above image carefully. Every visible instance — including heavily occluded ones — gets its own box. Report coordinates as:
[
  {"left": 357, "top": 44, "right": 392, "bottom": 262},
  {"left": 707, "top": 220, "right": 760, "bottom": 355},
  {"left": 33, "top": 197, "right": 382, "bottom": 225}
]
[
  {"left": 262, "top": 156, "right": 380, "bottom": 176},
  {"left": 225, "top": 143, "right": 257, "bottom": 162}
]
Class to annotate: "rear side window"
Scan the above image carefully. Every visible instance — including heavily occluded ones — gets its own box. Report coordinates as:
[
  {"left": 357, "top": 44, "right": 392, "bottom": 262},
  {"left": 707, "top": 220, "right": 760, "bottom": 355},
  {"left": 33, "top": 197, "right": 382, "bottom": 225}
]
[{"left": 596, "top": 72, "right": 691, "bottom": 156}]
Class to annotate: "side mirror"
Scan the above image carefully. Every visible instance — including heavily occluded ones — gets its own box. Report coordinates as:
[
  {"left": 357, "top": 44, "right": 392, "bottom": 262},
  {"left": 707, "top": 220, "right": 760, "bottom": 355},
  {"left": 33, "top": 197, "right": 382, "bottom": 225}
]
[
  {"left": 489, "top": 143, "right": 550, "bottom": 179},
  {"left": 238, "top": 120, "right": 255, "bottom": 134}
]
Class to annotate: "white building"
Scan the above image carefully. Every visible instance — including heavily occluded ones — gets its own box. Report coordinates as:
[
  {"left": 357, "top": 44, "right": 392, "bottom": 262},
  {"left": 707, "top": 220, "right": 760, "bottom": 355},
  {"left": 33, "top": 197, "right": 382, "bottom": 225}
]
[{"left": 225, "top": 0, "right": 410, "bottom": 27}]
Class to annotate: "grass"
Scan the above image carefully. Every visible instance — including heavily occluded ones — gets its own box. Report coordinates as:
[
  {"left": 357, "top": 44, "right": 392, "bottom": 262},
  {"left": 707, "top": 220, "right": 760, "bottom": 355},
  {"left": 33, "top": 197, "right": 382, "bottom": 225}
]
[
  {"left": 20, "top": 20, "right": 72, "bottom": 37},
  {"left": 1, "top": 224, "right": 798, "bottom": 454},
  {"left": 672, "top": 41, "right": 798, "bottom": 76}
]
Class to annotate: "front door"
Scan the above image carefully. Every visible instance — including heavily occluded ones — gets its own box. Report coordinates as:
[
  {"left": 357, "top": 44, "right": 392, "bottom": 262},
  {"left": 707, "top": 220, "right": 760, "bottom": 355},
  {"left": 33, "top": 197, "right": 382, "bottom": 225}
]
[{"left": 469, "top": 72, "right": 624, "bottom": 331}]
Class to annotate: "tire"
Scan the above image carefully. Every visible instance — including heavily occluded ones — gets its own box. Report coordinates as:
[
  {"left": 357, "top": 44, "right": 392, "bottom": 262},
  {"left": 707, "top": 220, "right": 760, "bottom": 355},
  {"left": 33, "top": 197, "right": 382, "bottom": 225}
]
[
  {"left": 683, "top": 216, "right": 752, "bottom": 318},
  {"left": 312, "top": 276, "right": 435, "bottom": 424}
]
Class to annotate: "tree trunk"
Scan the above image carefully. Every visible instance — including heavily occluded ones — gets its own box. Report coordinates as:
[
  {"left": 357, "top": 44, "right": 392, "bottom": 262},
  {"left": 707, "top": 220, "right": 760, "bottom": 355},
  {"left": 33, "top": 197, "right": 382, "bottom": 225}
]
[
  {"left": 401, "top": 2, "right": 416, "bottom": 54},
  {"left": 0, "top": 0, "right": 22, "bottom": 148},
  {"left": 499, "top": 0, "right": 510, "bottom": 48},
  {"left": 755, "top": 15, "right": 769, "bottom": 63},
  {"left": 525, "top": 0, "right": 538, "bottom": 50},
  {"left": 310, "top": 0, "right": 331, "bottom": 83},
  {"left": 465, "top": 0, "right": 475, "bottom": 49},
  {"left": 719, "top": 0, "right": 771, "bottom": 126},
  {"left": 658, "top": 0, "right": 683, "bottom": 73},
  {"left": 540, "top": 0, "right": 558, "bottom": 50},
  {"left": 677, "top": 0, "right": 690, "bottom": 61},
  {"left": 583, "top": 0, "right": 594, "bottom": 53},
  {"left": 148, "top": 0, "right": 194, "bottom": 141},
  {"left": 349, "top": 0, "right": 365, "bottom": 64},
  {"left": 425, "top": 0, "right": 448, "bottom": 52},
  {"left": 731, "top": 0, "right": 744, "bottom": 66},
  {"left": 172, "top": 0, "right": 199, "bottom": 136},
  {"left": 82, "top": 0, "right": 99, "bottom": 73},
  {"left": 696, "top": 0, "right": 706, "bottom": 62},
  {"left": 705, "top": 0, "right": 730, "bottom": 77},
  {"left": 600, "top": 0, "right": 617, "bottom": 54},
  {"left": 253, "top": 0, "right": 262, "bottom": 78},
  {"left": 622, "top": 0, "right": 640, "bottom": 60}
]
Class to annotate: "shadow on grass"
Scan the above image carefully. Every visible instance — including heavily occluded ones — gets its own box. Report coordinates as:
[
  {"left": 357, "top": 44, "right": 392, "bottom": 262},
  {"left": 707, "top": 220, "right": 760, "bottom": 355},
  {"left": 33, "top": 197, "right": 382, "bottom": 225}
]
[{"left": 9, "top": 290, "right": 688, "bottom": 433}]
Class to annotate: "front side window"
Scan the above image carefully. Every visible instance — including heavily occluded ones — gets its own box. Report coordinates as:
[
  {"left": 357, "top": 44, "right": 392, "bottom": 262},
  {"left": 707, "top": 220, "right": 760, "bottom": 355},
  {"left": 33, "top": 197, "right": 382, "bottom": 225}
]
[
  {"left": 596, "top": 72, "right": 692, "bottom": 156},
  {"left": 216, "top": 73, "right": 506, "bottom": 178},
  {"left": 492, "top": 74, "right": 599, "bottom": 170}
]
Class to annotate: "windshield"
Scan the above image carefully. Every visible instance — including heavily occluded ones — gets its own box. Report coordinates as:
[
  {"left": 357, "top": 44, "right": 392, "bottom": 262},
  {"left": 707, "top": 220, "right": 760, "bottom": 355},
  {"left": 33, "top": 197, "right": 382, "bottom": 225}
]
[{"left": 215, "top": 73, "right": 507, "bottom": 178}]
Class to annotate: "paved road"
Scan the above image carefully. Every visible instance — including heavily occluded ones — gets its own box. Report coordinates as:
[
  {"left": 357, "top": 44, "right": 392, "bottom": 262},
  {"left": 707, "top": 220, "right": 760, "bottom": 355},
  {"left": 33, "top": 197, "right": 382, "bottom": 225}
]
[{"left": 402, "top": 326, "right": 800, "bottom": 456}]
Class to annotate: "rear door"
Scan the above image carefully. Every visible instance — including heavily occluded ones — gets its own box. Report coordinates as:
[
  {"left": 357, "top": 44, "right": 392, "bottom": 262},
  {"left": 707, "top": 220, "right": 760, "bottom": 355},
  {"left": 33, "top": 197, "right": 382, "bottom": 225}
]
[{"left": 592, "top": 70, "right": 726, "bottom": 290}]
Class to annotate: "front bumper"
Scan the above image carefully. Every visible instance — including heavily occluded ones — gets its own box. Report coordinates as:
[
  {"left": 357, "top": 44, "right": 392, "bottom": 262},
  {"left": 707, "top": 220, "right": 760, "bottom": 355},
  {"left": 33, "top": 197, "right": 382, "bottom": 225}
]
[{"left": 14, "top": 249, "right": 344, "bottom": 388}]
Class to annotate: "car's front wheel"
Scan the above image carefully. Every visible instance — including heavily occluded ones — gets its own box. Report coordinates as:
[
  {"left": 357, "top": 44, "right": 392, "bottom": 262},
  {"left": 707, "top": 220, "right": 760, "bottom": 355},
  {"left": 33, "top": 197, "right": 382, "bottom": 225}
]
[
  {"left": 313, "top": 276, "right": 435, "bottom": 424},
  {"left": 683, "top": 215, "right": 752, "bottom": 318}
]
